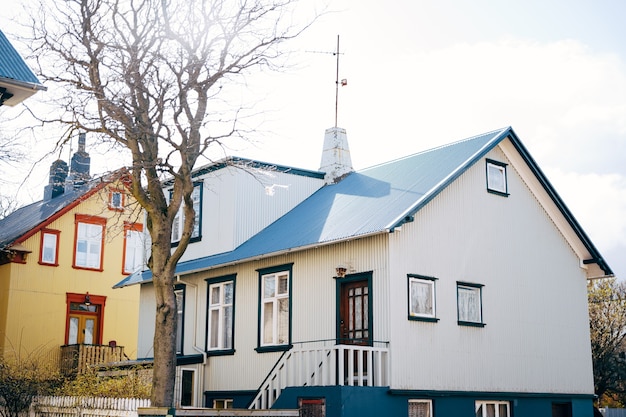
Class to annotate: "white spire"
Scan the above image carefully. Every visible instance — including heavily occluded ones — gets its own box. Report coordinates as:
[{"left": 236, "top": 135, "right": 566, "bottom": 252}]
[{"left": 319, "top": 126, "right": 353, "bottom": 184}]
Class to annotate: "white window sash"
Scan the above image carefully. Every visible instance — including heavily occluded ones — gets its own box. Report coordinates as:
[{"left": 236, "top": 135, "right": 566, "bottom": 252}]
[
  {"left": 409, "top": 278, "right": 434, "bottom": 317},
  {"left": 261, "top": 272, "right": 289, "bottom": 346},
  {"left": 42, "top": 232, "right": 58, "bottom": 264},
  {"left": 76, "top": 222, "right": 103, "bottom": 268}
]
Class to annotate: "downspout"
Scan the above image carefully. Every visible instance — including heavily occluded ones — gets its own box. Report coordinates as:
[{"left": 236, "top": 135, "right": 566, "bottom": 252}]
[{"left": 176, "top": 275, "right": 207, "bottom": 407}]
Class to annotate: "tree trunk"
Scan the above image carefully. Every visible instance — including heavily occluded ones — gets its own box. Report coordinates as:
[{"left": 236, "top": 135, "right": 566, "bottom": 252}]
[{"left": 148, "top": 219, "right": 178, "bottom": 407}]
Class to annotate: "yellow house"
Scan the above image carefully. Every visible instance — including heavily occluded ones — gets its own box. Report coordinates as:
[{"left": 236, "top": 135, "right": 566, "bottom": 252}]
[{"left": 0, "top": 152, "right": 142, "bottom": 374}]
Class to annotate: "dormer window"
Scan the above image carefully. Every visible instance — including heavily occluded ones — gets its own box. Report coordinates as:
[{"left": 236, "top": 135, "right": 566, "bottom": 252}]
[
  {"left": 486, "top": 159, "right": 508, "bottom": 196},
  {"left": 109, "top": 189, "right": 125, "bottom": 211},
  {"left": 171, "top": 182, "right": 202, "bottom": 245}
]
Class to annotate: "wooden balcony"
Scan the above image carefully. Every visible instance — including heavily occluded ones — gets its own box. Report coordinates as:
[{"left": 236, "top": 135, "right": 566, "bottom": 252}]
[
  {"left": 60, "top": 344, "right": 126, "bottom": 376},
  {"left": 249, "top": 341, "right": 390, "bottom": 410}
]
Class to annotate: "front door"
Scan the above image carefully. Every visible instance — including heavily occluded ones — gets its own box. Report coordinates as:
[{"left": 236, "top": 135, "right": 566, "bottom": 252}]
[
  {"left": 68, "top": 312, "right": 98, "bottom": 344},
  {"left": 65, "top": 293, "right": 105, "bottom": 345},
  {"left": 338, "top": 278, "right": 371, "bottom": 346},
  {"left": 337, "top": 273, "right": 372, "bottom": 385}
]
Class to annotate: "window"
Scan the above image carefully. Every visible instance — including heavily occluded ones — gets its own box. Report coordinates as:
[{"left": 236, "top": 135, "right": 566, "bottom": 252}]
[
  {"left": 486, "top": 159, "right": 508, "bottom": 196},
  {"left": 73, "top": 214, "right": 106, "bottom": 271},
  {"left": 408, "top": 275, "right": 437, "bottom": 321},
  {"left": 457, "top": 282, "right": 484, "bottom": 326},
  {"left": 551, "top": 402, "right": 572, "bottom": 417},
  {"left": 171, "top": 182, "right": 202, "bottom": 243},
  {"left": 475, "top": 401, "right": 509, "bottom": 417},
  {"left": 175, "top": 285, "right": 185, "bottom": 354},
  {"left": 39, "top": 229, "right": 60, "bottom": 266},
  {"left": 409, "top": 399, "right": 432, "bottom": 417},
  {"left": 180, "top": 369, "right": 194, "bottom": 407},
  {"left": 213, "top": 399, "right": 233, "bottom": 409},
  {"left": 108, "top": 189, "right": 125, "bottom": 210},
  {"left": 300, "top": 398, "right": 326, "bottom": 417},
  {"left": 122, "top": 222, "right": 144, "bottom": 274},
  {"left": 207, "top": 277, "right": 235, "bottom": 353},
  {"left": 257, "top": 264, "right": 292, "bottom": 351}
]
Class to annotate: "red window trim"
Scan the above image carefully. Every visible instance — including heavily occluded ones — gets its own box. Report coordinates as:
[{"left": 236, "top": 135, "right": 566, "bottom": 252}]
[
  {"left": 122, "top": 222, "right": 144, "bottom": 275},
  {"left": 73, "top": 214, "right": 106, "bottom": 272},
  {"left": 39, "top": 229, "right": 61, "bottom": 266},
  {"left": 64, "top": 292, "right": 106, "bottom": 345},
  {"left": 108, "top": 188, "right": 126, "bottom": 211}
]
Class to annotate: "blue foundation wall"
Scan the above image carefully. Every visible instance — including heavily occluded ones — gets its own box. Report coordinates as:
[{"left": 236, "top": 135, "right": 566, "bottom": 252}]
[{"left": 270, "top": 386, "right": 595, "bottom": 417}]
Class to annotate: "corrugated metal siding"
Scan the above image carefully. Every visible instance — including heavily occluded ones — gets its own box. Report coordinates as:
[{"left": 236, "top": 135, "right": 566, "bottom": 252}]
[
  {"left": 387, "top": 144, "right": 593, "bottom": 394},
  {"left": 178, "top": 166, "right": 324, "bottom": 263},
  {"left": 157, "top": 235, "right": 390, "bottom": 392}
]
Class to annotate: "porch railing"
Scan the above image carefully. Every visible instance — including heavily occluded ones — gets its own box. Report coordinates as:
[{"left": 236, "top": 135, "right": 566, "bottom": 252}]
[
  {"left": 249, "top": 341, "right": 390, "bottom": 410},
  {"left": 60, "top": 344, "right": 126, "bottom": 375}
]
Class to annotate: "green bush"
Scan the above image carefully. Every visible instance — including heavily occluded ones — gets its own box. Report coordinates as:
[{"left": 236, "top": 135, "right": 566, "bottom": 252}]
[
  {"left": 0, "top": 355, "right": 62, "bottom": 417},
  {"left": 55, "top": 366, "right": 152, "bottom": 399}
]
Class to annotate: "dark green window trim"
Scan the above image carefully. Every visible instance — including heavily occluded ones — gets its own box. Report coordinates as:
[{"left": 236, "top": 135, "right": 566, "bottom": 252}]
[
  {"left": 486, "top": 159, "right": 509, "bottom": 197},
  {"left": 256, "top": 263, "right": 294, "bottom": 352},
  {"left": 205, "top": 274, "right": 236, "bottom": 356},
  {"left": 407, "top": 274, "right": 439, "bottom": 322},
  {"left": 456, "top": 281, "right": 485, "bottom": 327},
  {"left": 171, "top": 181, "right": 204, "bottom": 247},
  {"left": 174, "top": 284, "right": 186, "bottom": 355}
]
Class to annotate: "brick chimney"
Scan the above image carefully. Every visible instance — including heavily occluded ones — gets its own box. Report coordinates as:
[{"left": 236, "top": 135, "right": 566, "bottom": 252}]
[{"left": 319, "top": 127, "right": 353, "bottom": 184}]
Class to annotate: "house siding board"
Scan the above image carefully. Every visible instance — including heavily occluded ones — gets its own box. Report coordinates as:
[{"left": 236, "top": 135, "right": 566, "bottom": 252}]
[
  {"left": 139, "top": 236, "right": 390, "bottom": 392},
  {"left": 387, "top": 146, "right": 593, "bottom": 394},
  {"left": 176, "top": 165, "right": 325, "bottom": 263},
  {"left": 0, "top": 182, "right": 140, "bottom": 361}
]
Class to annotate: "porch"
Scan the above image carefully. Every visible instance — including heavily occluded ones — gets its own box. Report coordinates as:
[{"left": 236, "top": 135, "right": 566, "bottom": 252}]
[
  {"left": 249, "top": 341, "right": 390, "bottom": 410},
  {"left": 60, "top": 343, "right": 127, "bottom": 376}
]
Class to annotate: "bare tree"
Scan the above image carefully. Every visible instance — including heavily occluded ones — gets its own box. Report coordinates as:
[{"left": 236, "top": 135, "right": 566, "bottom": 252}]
[
  {"left": 29, "top": 0, "right": 310, "bottom": 406},
  {"left": 588, "top": 278, "right": 626, "bottom": 405}
]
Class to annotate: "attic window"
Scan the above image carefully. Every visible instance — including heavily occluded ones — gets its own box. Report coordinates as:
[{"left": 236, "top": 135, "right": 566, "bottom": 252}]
[
  {"left": 486, "top": 159, "right": 508, "bottom": 196},
  {"left": 109, "top": 189, "right": 125, "bottom": 210}
]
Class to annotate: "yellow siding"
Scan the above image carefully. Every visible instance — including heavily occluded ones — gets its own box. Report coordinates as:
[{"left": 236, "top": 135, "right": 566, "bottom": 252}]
[{"left": 0, "top": 183, "right": 140, "bottom": 363}]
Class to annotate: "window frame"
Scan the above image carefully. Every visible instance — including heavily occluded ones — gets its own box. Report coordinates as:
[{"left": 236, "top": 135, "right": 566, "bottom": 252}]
[
  {"left": 122, "top": 222, "right": 144, "bottom": 275},
  {"left": 175, "top": 284, "right": 186, "bottom": 355},
  {"left": 73, "top": 214, "right": 106, "bottom": 271},
  {"left": 407, "top": 274, "right": 438, "bottom": 322},
  {"left": 171, "top": 182, "right": 203, "bottom": 246},
  {"left": 39, "top": 229, "right": 60, "bottom": 266},
  {"left": 408, "top": 399, "right": 433, "bottom": 417},
  {"left": 179, "top": 368, "right": 195, "bottom": 407},
  {"left": 486, "top": 159, "right": 509, "bottom": 196},
  {"left": 256, "top": 263, "right": 293, "bottom": 353},
  {"left": 212, "top": 399, "right": 233, "bottom": 409},
  {"left": 475, "top": 400, "right": 510, "bottom": 417},
  {"left": 108, "top": 188, "right": 125, "bottom": 211},
  {"left": 206, "top": 275, "right": 236, "bottom": 355},
  {"left": 457, "top": 282, "right": 485, "bottom": 327}
]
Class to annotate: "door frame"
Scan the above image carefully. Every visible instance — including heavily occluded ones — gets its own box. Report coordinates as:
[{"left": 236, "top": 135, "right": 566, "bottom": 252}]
[
  {"left": 65, "top": 292, "right": 106, "bottom": 345},
  {"left": 335, "top": 271, "right": 373, "bottom": 346}
]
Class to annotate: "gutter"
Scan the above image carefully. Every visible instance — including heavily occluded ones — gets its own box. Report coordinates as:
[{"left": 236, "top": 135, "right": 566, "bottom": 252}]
[{"left": 0, "top": 76, "right": 47, "bottom": 91}]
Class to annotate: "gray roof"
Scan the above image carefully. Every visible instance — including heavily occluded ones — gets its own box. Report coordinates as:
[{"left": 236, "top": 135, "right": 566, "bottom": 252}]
[
  {"left": 115, "top": 126, "right": 612, "bottom": 288},
  {"left": 0, "top": 30, "right": 44, "bottom": 88},
  {"left": 0, "top": 172, "right": 112, "bottom": 250}
]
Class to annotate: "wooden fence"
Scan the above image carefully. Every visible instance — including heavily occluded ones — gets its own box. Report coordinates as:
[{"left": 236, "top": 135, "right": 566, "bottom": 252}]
[
  {"left": 30, "top": 396, "right": 151, "bottom": 417},
  {"left": 26, "top": 397, "right": 298, "bottom": 417}
]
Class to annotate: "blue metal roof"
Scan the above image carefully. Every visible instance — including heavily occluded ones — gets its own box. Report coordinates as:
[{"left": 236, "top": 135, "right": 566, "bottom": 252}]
[
  {"left": 115, "top": 127, "right": 514, "bottom": 288},
  {"left": 0, "top": 30, "right": 44, "bottom": 87}
]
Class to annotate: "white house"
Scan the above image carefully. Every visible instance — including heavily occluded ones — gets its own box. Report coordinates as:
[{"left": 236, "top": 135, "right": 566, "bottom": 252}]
[{"left": 116, "top": 126, "right": 612, "bottom": 417}]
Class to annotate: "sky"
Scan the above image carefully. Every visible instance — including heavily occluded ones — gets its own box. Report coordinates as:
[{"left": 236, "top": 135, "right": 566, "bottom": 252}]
[{"left": 1, "top": 0, "right": 625, "bottom": 280}]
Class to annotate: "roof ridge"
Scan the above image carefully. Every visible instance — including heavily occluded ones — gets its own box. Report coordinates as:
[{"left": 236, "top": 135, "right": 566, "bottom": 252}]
[{"left": 358, "top": 127, "right": 511, "bottom": 172}]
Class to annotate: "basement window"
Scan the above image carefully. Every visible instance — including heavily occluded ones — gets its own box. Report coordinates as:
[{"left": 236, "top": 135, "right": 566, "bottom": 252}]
[{"left": 486, "top": 159, "right": 508, "bottom": 196}]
